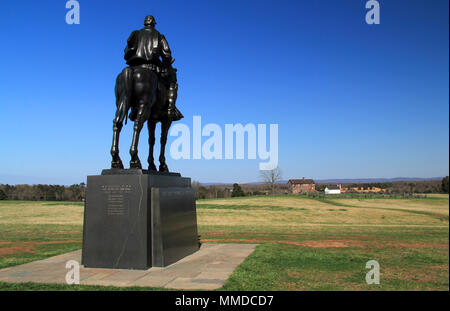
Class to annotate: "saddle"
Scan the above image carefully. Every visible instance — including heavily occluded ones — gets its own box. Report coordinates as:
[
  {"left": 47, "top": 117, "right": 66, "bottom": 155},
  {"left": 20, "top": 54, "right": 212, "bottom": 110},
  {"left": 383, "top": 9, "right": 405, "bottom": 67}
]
[{"left": 128, "top": 106, "right": 183, "bottom": 122}]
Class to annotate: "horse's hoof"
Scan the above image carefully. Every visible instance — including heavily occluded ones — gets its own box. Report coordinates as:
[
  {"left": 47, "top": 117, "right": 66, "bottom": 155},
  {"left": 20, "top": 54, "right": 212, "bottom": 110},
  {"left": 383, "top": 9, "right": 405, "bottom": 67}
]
[
  {"left": 159, "top": 163, "right": 169, "bottom": 172},
  {"left": 130, "top": 159, "right": 142, "bottom": 169},
  {"left": 148, "top": 163, "right": 157, "bottom": 171},
  {"left": 111, "top": 158, "right": 124, "bottom": 169}
]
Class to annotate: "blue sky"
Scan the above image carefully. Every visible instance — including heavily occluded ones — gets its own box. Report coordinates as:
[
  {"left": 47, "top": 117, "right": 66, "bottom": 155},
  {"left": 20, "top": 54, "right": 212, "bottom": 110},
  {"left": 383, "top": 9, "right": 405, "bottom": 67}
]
[{"left": 0, "top": 0, "right": 448, "bottom": 184}]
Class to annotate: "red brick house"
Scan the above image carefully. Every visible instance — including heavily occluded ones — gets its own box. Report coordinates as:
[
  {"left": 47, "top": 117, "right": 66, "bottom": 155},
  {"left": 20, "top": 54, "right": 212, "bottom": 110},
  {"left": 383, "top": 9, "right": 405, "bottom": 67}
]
[{"left": 288, "top": 178, "right": 316, "bottom": 194}]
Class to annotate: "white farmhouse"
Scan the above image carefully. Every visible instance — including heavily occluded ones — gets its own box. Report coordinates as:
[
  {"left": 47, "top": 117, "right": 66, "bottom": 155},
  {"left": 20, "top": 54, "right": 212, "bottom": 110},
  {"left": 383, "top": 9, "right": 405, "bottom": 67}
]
[{"left": 324, "top": 185, "right": 341, "bottom": 194}]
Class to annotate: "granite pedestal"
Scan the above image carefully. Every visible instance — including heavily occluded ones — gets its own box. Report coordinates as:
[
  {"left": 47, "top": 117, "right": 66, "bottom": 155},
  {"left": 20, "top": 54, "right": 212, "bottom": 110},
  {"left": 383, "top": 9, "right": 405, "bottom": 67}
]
[{"left": 82, "top": 169, "right": 199, "bottom": 270}]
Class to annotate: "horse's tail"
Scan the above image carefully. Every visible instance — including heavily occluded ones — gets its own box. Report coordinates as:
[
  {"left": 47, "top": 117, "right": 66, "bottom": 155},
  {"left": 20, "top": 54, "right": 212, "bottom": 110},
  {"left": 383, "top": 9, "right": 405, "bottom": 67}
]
[{"left": 115, "top": 67, "right": 133, "bottom": 125}]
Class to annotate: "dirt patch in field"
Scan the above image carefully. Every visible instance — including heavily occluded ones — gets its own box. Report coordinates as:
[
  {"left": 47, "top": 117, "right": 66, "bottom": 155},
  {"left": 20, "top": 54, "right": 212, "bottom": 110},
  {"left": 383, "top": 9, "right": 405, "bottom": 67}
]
[
  {"left": 201, "top": 238, "right": 448, "bottom": 250},
  {"left": 0, "top": 245, "right": 36, "bottom": 255},
  {"left": 202, "top": 238, "right": 350, "bottom": 248},
  {"left": 0, "top": 240, "right": 81, "bottom": 256},
  {"left": 296, "top": 240, "right": 349, "bottom": 248},
  {"left": 29, "top": 240, "right": 80, "bottom": 245}
]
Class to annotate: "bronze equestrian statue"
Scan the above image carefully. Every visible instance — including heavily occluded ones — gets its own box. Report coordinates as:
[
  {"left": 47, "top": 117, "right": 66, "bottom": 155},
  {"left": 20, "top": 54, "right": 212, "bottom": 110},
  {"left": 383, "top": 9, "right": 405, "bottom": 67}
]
[{"left": 111, "top": 15, "right": 183, "bottom": 172}]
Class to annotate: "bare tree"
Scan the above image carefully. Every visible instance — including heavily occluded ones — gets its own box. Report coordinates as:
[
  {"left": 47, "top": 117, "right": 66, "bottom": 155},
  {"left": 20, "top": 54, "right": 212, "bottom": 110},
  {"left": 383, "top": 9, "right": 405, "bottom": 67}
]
[{"left": 260, "top": 167, "right": 283, "bottom": 194}]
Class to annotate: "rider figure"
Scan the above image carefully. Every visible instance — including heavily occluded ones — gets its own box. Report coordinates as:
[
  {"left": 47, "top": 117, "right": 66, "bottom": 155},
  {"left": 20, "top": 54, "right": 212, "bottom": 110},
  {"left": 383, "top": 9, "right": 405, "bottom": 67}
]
[{"left": 124, "top": 15, "right": 181, "bottom": 121}]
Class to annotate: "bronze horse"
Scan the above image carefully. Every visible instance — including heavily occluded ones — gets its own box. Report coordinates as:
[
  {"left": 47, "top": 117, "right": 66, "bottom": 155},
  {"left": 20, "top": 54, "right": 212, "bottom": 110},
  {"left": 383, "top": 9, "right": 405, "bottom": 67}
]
[{"left": 110, "top": 64, "right": 182, "bottom": 171}]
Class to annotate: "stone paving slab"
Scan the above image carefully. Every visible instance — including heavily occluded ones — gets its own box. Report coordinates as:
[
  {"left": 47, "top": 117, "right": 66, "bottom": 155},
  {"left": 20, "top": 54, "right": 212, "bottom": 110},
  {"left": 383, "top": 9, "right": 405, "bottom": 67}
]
[{"left": 0, "top": 243, "right": 257, "bottom": 290}]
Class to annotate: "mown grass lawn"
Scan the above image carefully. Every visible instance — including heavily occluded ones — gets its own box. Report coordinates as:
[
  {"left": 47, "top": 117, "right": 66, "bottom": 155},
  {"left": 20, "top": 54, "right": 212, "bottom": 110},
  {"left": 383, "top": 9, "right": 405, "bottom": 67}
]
[{"left": 0, "top": 195, "right": 448, "bottom": 290}]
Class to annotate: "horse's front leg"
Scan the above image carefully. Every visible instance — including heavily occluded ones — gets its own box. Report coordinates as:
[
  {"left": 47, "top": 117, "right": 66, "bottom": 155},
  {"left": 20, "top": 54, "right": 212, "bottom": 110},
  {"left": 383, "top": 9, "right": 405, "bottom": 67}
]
[
  {"left": 159, "top": 119, "right": 172, "bottom": 172},
  {"left": 147, "top": 120, "right": 157, "bottom": 171}
]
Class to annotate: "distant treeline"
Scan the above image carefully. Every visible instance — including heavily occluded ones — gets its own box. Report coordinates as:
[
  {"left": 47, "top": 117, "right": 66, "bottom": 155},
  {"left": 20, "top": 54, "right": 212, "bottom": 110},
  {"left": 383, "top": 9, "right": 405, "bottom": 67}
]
[
  {"left": 193, "top": 177, "right": 449, "bottom": 200},
  {"left": 0, "top": 177, "right": 448, "bottom": 202},
  {"left": 0, "top": 184, "right": 86, "bottom": 201}
]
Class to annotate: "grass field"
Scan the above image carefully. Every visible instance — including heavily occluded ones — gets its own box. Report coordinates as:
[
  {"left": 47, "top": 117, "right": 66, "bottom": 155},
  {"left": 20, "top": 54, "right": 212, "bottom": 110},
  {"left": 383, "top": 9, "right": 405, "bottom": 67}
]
[{"left": 0, "top": 195, "right": 448, "bottom": 290}]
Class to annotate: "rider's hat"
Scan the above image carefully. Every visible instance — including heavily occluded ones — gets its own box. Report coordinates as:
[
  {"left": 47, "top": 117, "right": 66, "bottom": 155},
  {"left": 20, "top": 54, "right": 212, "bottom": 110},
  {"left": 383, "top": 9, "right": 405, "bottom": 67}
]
[{"left": 144, "top": 15, "right": 156, "bottom": 27}]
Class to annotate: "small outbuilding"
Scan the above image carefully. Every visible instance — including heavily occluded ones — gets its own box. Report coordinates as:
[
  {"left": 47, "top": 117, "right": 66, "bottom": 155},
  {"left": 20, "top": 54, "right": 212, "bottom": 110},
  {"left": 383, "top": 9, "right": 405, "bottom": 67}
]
[{"left": 325, "top": 185, "right": 341, "bottom": 194}]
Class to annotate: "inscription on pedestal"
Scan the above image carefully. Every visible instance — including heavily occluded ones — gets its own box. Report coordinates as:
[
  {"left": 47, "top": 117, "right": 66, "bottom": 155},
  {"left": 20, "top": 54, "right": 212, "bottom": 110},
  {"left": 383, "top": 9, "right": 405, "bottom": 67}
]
[{"left": 101, "top": 184, "right": 132, "bottom": 216}]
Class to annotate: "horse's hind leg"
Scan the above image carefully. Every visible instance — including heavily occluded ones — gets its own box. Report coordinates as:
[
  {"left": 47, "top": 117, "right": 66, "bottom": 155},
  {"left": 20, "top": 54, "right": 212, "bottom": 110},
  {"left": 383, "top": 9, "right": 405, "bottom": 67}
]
[
  {"left": 159, "top": 119, "right": 172, "bottom": 172},
  {"left": 111, "top": 73, "right": 131, "bottom": 169},
  {"left": 111, "top": 115, "right": 124, "bottom": 169},
  {"left": 147, "top": 120, "right": 157, "bottom": 171},
  {"left": 129, "top": 107, "right": 147, "bottom": 169}
]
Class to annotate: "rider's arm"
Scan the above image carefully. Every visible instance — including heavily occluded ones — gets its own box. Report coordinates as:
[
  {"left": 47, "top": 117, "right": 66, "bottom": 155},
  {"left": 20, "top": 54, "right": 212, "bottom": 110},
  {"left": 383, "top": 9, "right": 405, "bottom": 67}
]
[
  {"left": 160, "top": 35, "right": 175, "bottom": 66},
  {"left": 124, "top": 31, "right": 138, "bottom": 61}
]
